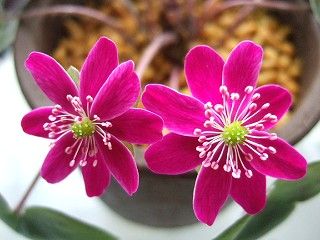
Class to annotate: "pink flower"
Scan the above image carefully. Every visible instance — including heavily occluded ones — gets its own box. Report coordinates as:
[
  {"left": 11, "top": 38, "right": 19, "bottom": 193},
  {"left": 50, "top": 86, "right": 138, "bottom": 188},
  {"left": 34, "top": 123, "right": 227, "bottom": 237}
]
[
  {"left": 142, "top": 41, "right": 307, "bottom": 225},
  {"left": 21, "top": 37, "right": 163, "bottom": 197}
]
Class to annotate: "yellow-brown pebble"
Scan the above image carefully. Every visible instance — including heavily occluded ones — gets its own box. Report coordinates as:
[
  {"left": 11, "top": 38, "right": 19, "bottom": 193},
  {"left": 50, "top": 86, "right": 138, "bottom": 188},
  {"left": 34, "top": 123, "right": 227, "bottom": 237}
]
[
  {"left": 53, "top": 0, "right": 301, "bottom": 123},
  {"left": 200, "top": 8, "right": 301, "bottom": 111}
]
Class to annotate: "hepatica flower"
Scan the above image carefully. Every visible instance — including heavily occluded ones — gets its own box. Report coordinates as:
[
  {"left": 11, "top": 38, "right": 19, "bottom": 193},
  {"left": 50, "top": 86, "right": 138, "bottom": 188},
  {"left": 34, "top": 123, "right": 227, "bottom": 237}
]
[
  {"left": 21, "top": 37, "right": 163, "bottom": 197},
  {"left": 142, "top": 41, "right": 307, "bottom": 225}
]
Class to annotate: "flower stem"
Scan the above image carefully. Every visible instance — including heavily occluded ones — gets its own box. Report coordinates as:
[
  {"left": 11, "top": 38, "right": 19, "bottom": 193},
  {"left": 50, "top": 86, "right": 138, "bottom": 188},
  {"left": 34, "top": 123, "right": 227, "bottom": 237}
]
[
  {"left": 2, "top": 4, "right": 122, "bottom": 31},
  {"left": 204, "top": 0, "right": 310, "bottom": 21},
  {"left": 136, "top": 32, "right": 177, "bottom": 79},
  {"left": 13, "top": 172, "right": 40, "bottom": 215},
  {"left": 168, "top": 67, "right": 181, "bottom": 90}
]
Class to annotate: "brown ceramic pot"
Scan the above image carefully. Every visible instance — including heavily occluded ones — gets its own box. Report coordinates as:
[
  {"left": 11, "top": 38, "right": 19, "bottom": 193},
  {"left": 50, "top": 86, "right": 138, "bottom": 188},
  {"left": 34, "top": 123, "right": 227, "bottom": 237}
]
[{"left": 14, "top": 0, "right": 320, "bottom": 227}]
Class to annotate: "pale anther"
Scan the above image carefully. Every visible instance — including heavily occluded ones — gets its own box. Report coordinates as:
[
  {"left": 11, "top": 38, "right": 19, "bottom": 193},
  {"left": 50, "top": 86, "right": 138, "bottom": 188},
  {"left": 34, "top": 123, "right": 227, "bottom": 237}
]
[
  {"left": 231, "top": 93, "right": 240, "bottom": 101},
  {"left": 245, "top": 86, "right": 254, "bottom": 94},
  {"left": 252, "top": 93, "right": 261, "bottom": 101}
]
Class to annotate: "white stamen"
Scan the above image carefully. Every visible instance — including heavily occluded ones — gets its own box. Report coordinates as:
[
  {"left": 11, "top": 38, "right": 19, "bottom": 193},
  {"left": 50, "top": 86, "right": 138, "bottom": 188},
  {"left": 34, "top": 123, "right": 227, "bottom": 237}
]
[
  {"left": 211, "top": 161, "right": 219, "bottom": 170},
  {"left": 86, "top": 95, "right": 93, "bottom": 102},
  {"left": 48, "top": 132, "right": 56, "bottom": 139},
  {"left": 223, "top": 164, "right": 231, "bottom": 172},
  {"left": 249, "top": 103, "right": 257, "bottom": 111},
  {"left": 230, "top": 93, "right": 240, "bottom": 101},
  {"left": 260, "top": 153, "right": 269, "bottom": 161},
  {"left": 268, "top": 146, "right": 277, "bottom": 154},
  {"left": 262, "top": 103, "right": 270, "bottom": 109},
  {"left": 48, "top": 115, "right": 56, "bottom": 121},
  {"left": 214, "top": 104, "right": 224, "bottom": 113},
  {"left": 255, "top": 124, "right": 264, "bottom": 130},
  {"left": 232, "top": 169, "right": 241, "bottom": 178},
  {"left": 204, "top": 102, "right": 213, "bottom": 109},
  {"left": 66, "top": 95, "right": 73, "bottom": 101},
  {"left": 269, "top": 115, "right": 278, "bottom": 123},
  {"left": 269, "top": 133, "right": 278, "bottom": 140},
  {"left": 245, "top": 86, "right": 254, "bottom": 94},
  {"left": 80, "top": 160, "right": 87, "bottom": 167},
  {"left": 194, "top": 128, "right": 202, "bottom": 136},
  {"left": 245, "top": 169, "right": 253, "bottom": 178},
  {"left": 69, "top": 159, "right": 76, "bottom": 167},
  {"left": 257, "top": 145, "right": 266, "bottom": 153},
  {"left": 219, "top": 85, "right": 228, "bottom": 95},
  {"left": 193, "top": 85, "right": 280, "bottom": 180},
  {"left": 252, "top": 93, "right": 261, "bottom": 101},
  {"left": 93, "top": 159, "right": 98, "bottom": 167}
]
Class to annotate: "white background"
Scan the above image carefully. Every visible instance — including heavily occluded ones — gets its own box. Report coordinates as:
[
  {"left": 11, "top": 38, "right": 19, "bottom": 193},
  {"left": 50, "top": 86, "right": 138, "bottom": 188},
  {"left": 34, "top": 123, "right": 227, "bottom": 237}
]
[{"left": 0, "top": 51, "right": 320, "bottom": 239}]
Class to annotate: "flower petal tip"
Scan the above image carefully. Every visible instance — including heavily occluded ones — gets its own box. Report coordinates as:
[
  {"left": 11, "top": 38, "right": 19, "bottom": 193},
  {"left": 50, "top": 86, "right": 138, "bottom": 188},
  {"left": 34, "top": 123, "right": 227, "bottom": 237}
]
[
  {"left": 237, "top": 40, "right": 263, "bottom": 51},
  {"left": 97, "top": 36, "right": 117, "bottom": 47},
  {"left": 24, "top": 51, "right": 44, "bottom": 70},
  {"left": 86, "top": 189, "right": 106, "bottom": 198},
  {"left": 125, "top": 181, "right": 139, "bottom": 196},
  {"left": 193, "top": 209, "right": 216, "bottom": 226},
  {"left": 122, "top": 59, "right": 135, "bottom": 72}
]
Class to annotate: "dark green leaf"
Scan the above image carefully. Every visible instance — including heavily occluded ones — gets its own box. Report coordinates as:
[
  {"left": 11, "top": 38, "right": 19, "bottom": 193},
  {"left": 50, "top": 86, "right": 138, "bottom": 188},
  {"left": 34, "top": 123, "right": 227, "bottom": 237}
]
[
  {"left": 213, "top": 215, "right": 251, "bottom": 240},
  {"left": 310, "top": 0, "right": 320, "bottom": 24},
  {"left": 0, "top": 194, "right": 117, "bottom": 240},
  {"left": 269, "top": 161, "right": 320, "bottom": 202},
  {"left": 213, "top": 161, "right": 320, "bottom": 240},
  {"left": 17, "top": 207, "right": 117, "bottom": 240},
  {"left": 234, "top": 201, "right": 295, "bottom": 240},
  {"left": 67, "top": 66, "right": 80, "bottom": 85},
  {"left": 0, "top": 194, "right": 18, "bottom": 229}
]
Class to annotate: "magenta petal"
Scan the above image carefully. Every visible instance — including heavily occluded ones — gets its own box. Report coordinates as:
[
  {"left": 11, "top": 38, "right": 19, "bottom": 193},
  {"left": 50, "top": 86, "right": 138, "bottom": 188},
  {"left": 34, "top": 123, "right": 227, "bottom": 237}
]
[
  {"left": 244, "top": 84, "right": 292, "bottom": 130},
  {"left": 21, "top": 107, "right": 53, "bottom": 138},
  {"left": 79, "top": 37, "right": 118, "bottom": 104},
  {"left": 230, "top": 164, "right": 266, "bottom": 214},
  {"left": 25, "top": 52, "right": 78, "bottom": 113},
  {"left": 249, "top": 132, "right": 307, "bottom": 180},
  {"left": 223, "top": 41, "right": 263, "bottom": 91},
  {"left": 185, "top": 45, "right": 224, "bottom": 104},
  {"left": 41, "top": 133, "right": 77, "bottom": 183},
  {"left": 145, "top": 133, "right": 200, "bottom": 175},
  {"left": 97, "top": 135, "right": 139, "bottom": 195},
  {"left": 142, "top": 84, "right": 206, "bottom": 136},
  {"left": 223, "top": 41, "right": 263, "bottom": 112},
  {"left": 81, "top": 155, "right": 111, "bottom": 197},
  {"left": 193, "top": 166, "right": 232, "bottom": 226},
  {"left": 109, "top": 109, "right": 163, "bottom": 144},
  {"left": 90, "top": 60, "right": 140, "bottom": 121}
]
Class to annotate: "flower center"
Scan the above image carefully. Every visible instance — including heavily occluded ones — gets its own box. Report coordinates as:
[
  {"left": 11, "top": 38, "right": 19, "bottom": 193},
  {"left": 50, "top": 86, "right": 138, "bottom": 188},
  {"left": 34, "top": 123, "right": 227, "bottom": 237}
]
[
  {"left": 194, "top": 85, "right": 279, "bottom": 179},
  {"left": 43, "top": 95, "right": 114, "bottom": 168},
  {"left": 222, "top": 121, "right": 248, "bottom": 146},
  {"left": 71, "top": 118, "right": 95, "bottom": 138}
]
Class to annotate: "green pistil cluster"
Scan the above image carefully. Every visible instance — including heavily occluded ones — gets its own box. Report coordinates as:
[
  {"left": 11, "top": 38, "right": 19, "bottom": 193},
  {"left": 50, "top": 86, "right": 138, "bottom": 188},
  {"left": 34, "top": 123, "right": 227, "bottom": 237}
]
[
  {"left": 71, "top": 118, "right": 95, "bottom": 138},
  {"left": 222, "top": 121, "right": 248, "bottom": 146}
]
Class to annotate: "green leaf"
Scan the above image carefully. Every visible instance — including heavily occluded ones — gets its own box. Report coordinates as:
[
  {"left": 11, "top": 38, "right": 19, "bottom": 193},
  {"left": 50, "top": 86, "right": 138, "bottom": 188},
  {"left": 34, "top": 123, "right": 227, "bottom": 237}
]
[
  {"left": 213, "top": 215, "right": 251, "bottom": 240},
  {"left": 269, "top": 161, "right": 320, "bottom": 202},
  {"left": 234, "top": 201, "right": 295, "bottom": 240},
  {"left": 213, "top": 161, "right": 320, "bottom": 240},
  {"left": 67, "top": 66, "right": 80, "bottom": 85},
  {"left": 310, "top": 0, "right": 320, "bottom": 24},
  {"left": 0, "top": 193, "right": 117, "bottom": 240},
  {"left": 0, "top": 194, "right": 18, "bottom": 229},
  {"left": 17, "top": 207, "right": 117, "bottom": 240}
]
